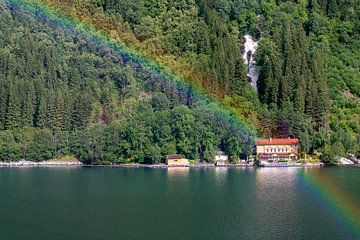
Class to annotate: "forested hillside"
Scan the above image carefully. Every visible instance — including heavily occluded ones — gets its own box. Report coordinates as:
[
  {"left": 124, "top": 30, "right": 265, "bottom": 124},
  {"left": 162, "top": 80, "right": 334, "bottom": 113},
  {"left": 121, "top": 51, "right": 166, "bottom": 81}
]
[
  {"left": 256, "top": 0, "right": 360, "bottom": 161},
  {"left": 0, "top": 1, "right": 254, "bottom": 164},
  {"left": 0, "top": 0, "right": 359, "bottom": 163}
]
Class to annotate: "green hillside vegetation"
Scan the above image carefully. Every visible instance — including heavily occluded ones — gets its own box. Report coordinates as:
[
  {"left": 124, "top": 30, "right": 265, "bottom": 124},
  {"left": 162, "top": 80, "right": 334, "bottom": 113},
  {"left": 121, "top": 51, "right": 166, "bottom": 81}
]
[
  {"left": 0, "top": 0, "right": 359, "bottom": 164},
  {"left": 256, "top": 0, "right": 360, "bottom": 162},
  {"left": 0, "top": 2, "right": 254, "bottom": 164}
]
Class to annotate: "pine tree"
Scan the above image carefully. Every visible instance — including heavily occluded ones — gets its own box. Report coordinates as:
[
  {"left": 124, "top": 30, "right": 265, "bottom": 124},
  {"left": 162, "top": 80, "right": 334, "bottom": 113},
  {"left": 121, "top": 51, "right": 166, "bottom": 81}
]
[
  {"left": 305, "top": 74, "right": 317, "bottom": 117},
  {"left": 20, "top": 81, "right": 35, "bottom": 127},
  {"left": 261, "top": 56, "right": 274, "bottom": 104},
  {"left": 327, "top": 0, "right": 339, "bottom": 18},
  {"left": 0, "top": 77, "right": 7, "bottom": 130},
  {"left": 4, "top": 80, "right": 21, "bottom": 130},
  {"left": 62, "top": 91, "right": 71, "bottom": 131},
  {"left": 230, "top": 59, "right": 247, "bottom": 96},
  {"left": 294, "top": 55, "right": 308, "bottom": 113},
  {"left": 257, "top": 39, "right": 281, "bottom": 105},
  {"left": 70, "top": 93, "right": 93, "bottom": 130},
  {"left": 280, "top": 21, "right": 293, "bottom": 104},
  {"left": 312, "top": 50, "right": 329, "bottom": 129},
  {"left": 294, "top": 74, "right": 306, "bottom": 113},
  {"left": 35, "top": 90, "right": 48, "bottom": 129}
]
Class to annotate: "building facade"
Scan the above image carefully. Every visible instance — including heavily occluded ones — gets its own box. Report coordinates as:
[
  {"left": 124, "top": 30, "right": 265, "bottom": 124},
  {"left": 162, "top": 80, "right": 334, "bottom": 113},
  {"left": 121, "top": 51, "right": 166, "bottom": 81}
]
[
  {"left": 215, "top": 151, "right": 229, "bottom": 166},
  {"left": 166, "top": 154, "right": 189, "bottom": 166},
  {"left": 256, "top": 138, "right": 299, "bottom": 162}
]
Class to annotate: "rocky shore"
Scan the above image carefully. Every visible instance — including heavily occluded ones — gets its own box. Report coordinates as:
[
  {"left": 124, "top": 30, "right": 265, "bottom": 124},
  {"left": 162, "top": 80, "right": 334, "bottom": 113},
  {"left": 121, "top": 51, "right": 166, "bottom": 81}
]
[
  {"left": 109, "top": 163, "right": 255, "bottom": 168},
  {"left": 0, "top": 160, "right": 83, "bottom": 167},
  {"left": 0, "top": 161, "right": 355, "bottom": 168}
]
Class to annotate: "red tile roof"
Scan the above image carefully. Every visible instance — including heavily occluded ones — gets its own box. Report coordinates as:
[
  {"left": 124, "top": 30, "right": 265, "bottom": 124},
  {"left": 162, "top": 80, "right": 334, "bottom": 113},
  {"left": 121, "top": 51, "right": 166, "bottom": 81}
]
[{"left": 256, "top": 138, "right": 299, "bottom": 145}]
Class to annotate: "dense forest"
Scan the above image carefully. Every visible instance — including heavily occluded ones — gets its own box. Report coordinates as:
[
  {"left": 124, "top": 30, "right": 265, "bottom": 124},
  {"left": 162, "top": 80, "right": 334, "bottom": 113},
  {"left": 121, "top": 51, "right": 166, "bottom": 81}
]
[
  {"left": 0, "top": 0, "right": 254, "bottom": 164},
  {"left": 0, "top": 0, "right": 359, "bottom": 164}
]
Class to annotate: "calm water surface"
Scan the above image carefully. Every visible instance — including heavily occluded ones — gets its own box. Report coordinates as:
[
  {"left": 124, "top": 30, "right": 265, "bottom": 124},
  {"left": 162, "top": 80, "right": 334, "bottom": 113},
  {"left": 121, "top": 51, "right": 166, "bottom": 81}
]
[{"left": 0, "top": 167, "right": 359, "bottom": 240}]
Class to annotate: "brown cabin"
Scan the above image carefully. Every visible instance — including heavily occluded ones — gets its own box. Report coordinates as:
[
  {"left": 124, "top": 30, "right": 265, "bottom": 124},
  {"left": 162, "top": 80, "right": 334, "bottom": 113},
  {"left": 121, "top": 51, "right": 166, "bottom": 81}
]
[{"left": 166, "top": 154, "right": 189, "bottom": 166}]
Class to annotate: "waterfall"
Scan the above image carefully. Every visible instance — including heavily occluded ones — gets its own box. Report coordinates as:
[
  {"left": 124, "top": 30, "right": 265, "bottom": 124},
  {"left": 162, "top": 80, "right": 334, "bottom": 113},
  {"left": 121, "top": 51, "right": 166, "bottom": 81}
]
[{"left": 242, "top": 35, "right": 259, "bottom": 90}]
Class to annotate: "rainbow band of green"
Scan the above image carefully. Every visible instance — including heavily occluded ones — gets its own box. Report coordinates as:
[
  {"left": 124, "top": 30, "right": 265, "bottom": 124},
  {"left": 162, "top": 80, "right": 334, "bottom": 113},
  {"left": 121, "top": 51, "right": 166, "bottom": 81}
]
[
  {"left": 5, "top": 0, "right": 255, "bottom": 145},
  {"left": 300, "top": 170, "right": 360, "bottom": 239}
]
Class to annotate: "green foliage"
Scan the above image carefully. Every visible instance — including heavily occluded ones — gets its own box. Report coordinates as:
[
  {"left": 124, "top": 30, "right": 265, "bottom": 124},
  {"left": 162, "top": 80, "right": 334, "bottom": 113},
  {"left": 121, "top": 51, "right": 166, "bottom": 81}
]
[
  {"left": 224, "top": 137, "right": 243, "bottom": 163},
  {"left": 0, "top": 102, "right": 254, "bottom": 164},
  {"left": 255, "top": 0, "right": 359, "bottom": 159},
  {"left": 0, "top": 131, "right": 22, "bottom": 162},
  {"left": 0, "top": 3, "right": 255, "bottom": 163},
  {"left": 27, "top": 129, "right": 56, "bottom": 162},
  {"left": 0, "top": 0, "right": 358, "bottom": 164}
]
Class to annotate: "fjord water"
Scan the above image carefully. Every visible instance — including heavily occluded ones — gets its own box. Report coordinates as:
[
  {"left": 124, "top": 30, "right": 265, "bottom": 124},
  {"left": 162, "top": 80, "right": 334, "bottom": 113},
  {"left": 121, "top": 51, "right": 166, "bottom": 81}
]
[{"left": 0, "top": 167, "right": 359, "bottom": 240}]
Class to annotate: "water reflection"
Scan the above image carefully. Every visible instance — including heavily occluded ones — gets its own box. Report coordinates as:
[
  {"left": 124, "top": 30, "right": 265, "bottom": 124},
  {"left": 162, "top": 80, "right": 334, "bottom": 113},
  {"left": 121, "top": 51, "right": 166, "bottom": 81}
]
[
  {"left": 255, "top": 167, "right": 298, "bottom": 186},
  {"left": 1, "top": 167, "right": 357, "bottom": 239},
  {"left": 166, "top": 167, "right": 189, "bottom": 177},
  {"left": 254, "top": 168, "right": 301, "bottom": 236},
  {"left": 215, "top": 167, "right": 228, "bottom": 179}
]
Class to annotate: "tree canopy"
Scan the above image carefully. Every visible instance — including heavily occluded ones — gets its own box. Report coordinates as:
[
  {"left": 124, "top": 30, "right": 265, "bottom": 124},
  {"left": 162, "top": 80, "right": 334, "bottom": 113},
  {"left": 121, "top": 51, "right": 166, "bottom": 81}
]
[{"left": 0, "top": 0, "right": 359, "bottom": 163}]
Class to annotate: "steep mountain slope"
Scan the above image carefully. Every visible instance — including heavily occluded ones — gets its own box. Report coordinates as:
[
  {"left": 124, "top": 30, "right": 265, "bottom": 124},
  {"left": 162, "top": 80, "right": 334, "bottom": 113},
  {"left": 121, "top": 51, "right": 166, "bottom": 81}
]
[
  {"left": 0, "top": 1, "right": 254, "bottom": 163},
  {"left": 0, "top": 0, "right": 359, "bottom": 163}
]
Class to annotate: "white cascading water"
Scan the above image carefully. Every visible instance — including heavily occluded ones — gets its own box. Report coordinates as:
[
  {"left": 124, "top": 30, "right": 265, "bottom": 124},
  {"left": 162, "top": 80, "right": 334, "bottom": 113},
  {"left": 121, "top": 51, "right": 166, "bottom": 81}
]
[{"left": 242, "top": 35, "right": 259, "bottom": 90}]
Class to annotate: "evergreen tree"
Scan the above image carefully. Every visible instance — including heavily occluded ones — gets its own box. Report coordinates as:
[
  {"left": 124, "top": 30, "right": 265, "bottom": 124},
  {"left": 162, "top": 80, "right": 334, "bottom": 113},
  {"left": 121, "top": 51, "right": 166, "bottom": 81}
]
[
  {"left": 4, "top": 80, "right": 21, "bottom": 130},
  {"left": 0, "top": 77, "right": 7, "bottom": 129},
  {"left": 230, "top": 59, "right": 247, "bottom": 96},
  {"left": 20, "top": 81, "right": 35, "bottom": 127},
  {"left": 70, "top": 93, "right": 93, "bottom": 130},
  {"left": 51, "top": 90, "right": 66, "bottom": 131},
  {"left": 311, "top": 50, "right": 329, "bottom": 128},
  {"left": 35, "top": 90, "right": 48, "bottom": 129}
]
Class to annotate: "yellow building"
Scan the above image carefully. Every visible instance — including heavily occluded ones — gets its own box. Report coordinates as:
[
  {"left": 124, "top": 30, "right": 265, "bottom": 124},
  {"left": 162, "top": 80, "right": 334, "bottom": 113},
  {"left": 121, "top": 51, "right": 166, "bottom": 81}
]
[
  {"left": 166, "top": 154, "right": 189, "bottom": 166},
  {"left": 256, "top": 138, "right": 299, "bottom": 162}
]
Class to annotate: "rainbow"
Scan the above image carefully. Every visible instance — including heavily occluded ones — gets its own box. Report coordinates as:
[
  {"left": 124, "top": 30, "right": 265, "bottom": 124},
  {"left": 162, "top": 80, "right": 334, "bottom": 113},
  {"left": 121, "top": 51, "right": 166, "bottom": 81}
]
[
  {"left": 4, "top": 0, "right": 255, "bottom": 145},
  {"left": 4, "top": 4, "right": 360, "bottom": 236},
  {"left": 300, "top": 169, "right": 360, "bottom": 239}
]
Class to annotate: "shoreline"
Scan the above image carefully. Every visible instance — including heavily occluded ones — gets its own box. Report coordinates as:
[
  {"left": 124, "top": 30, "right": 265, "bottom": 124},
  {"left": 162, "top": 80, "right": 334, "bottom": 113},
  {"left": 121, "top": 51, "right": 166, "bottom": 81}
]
[
  {"left": 0, "top": 161, "right": 335, "bottom": 168},
  {"left": 0, "top": 160, "right": 83, "bottom": 167}
]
